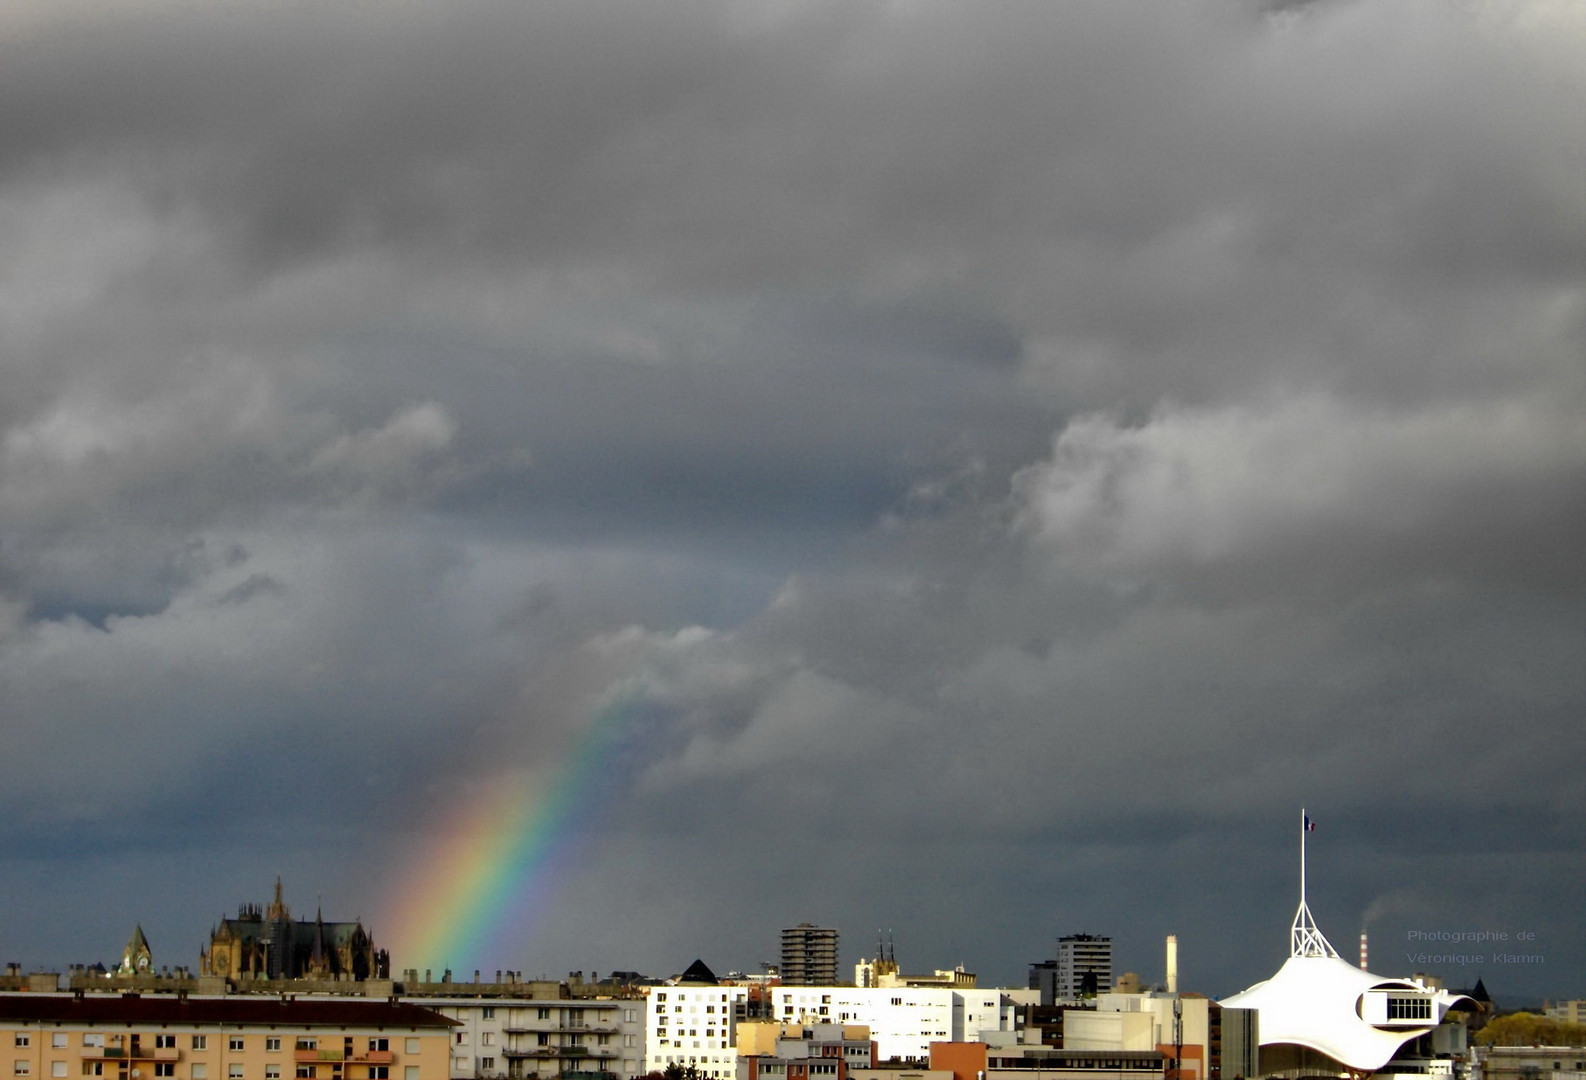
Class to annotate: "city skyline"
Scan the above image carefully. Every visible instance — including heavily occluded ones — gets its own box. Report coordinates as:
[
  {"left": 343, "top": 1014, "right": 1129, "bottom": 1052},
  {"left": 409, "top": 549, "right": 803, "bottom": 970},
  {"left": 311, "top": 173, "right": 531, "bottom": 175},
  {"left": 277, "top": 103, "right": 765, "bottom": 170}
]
[{"left": 1, "top": 0, "right": 1580, "bottom": 1005}]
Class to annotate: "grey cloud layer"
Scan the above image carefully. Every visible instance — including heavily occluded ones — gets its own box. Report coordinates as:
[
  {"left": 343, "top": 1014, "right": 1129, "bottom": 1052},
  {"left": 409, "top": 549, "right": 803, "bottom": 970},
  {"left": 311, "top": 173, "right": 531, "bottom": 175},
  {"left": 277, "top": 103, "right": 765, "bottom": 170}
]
[{"left": 1, "top": 0, "right": 1581, "bottom": 993}]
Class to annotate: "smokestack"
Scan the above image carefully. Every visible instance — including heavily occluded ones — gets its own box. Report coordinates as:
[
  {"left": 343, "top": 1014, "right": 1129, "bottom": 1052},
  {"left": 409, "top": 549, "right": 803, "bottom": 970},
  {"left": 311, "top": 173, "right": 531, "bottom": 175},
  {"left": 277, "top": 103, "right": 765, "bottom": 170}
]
[
  {"left": 1166, "top": 934, "right": 1178, "bottom": 994},
  {"left": 1359, "top": 932, "right": 1368, "bottom": 970}
]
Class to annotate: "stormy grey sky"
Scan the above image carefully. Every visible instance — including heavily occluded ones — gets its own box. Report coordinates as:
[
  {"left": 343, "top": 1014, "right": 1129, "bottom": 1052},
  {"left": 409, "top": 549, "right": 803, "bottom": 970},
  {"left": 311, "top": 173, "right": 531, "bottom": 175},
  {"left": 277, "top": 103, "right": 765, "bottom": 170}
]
[{"left": 1, "top": 0, "right": 1582, "bottom": 1002}]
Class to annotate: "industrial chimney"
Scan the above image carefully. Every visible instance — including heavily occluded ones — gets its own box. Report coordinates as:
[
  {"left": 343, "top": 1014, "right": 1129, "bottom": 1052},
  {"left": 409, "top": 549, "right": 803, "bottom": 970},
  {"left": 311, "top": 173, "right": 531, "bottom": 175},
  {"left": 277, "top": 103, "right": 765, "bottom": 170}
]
[
  {"left": 1359, "top": 932, "right": 1369, "bottom": 970},
  {"left": 1166, "top": 934, "right": 1178, "bottom": 994}
]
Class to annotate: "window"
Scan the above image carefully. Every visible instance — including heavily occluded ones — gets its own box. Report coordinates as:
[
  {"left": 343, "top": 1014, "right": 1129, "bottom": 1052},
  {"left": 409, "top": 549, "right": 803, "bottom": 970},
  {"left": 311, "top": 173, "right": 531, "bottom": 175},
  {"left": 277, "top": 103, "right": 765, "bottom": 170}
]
[
  {"left": 264, "top": 1039, "right": 280, "bottom": 1053},
  {"left": 535, "top": 1036, "right": 548, "bottom": 1048},
  {"left": 478, "top": 1064, "right": 493, "bottom": 1076},
  {"left": 369, "top": 1070, "right": 388, "bottom": 1080},
  {"left": 13, "top": 1038, "right": 28, "bottom": 1049},
  {"left": 52, "top": 1066, "right": 67, "bottom": 1079},
  {"left": 366, "top": 1042, "right": 386, "bottom": 1055},
  {"left": 481, "top": 1008, "right": 495, "bottom": 1020},
  {"left": 192, "top": 1067, "right": 207, "bottom": 1080},
  {"left": 453, "top": 1034, "right": 467, "bottom": 1046},
  {"left": 295, "top": 1041, "right": 317, "bottom": 1053},
  {"left": 229, "top": 1068, "right": 244, "bottom": 1080},
  {"left": 1386, "top": 997, "right": 1432, "bottom": 1021},
  {"left": 51, "top": 1038, "right": 66, "bottom": 1051},
  {"left": 263, "top": 1069, "right": 277, "bottom": 1080},
  {"left": 191, "top": 1039, "right": 207, "bottom": 1052},
  {"left": 296, "top": 1067, "right": 315, "bottom": 1079},
  {"left": 156, "top": 1037, "right": 177, "bottom": 1051},
  {"left": 478, "top": 1035, "right": 492, "bottom": 1048},
  {"left": 229, "top": 1039, "right": 245, "bottom": 1053},
  {"left": 657, "top": 994, "right": 667, "bottom": 1003},
  {"left": 536, "top": 1009, "right": 550, "bottom": 1021},
  {"left": 155, "top": 1066, "right": 175, "bottom": 1077},
  {"left": 81, "top": 1066, "right": 102, "bottom": 1077},
  {"left": 403, "top": 1069, "right": 419, "bottom": 1080}
]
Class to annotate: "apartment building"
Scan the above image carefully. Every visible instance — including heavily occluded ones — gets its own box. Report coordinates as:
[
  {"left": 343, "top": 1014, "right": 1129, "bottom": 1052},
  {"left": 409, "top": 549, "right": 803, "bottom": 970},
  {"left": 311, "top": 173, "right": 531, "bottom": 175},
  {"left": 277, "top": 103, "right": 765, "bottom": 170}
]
[
  {"left": 409, "top": 996, "right": 643, "bottom": 1080},
  {"left": 1, "top": 995, "right": 452, "bottom": 1080},
  {"left": 1052, "top": 939, "right": 1111, "bottom": 1002},
  {"left": 780, "top": 930, "right": 840, "bottom": 989}
]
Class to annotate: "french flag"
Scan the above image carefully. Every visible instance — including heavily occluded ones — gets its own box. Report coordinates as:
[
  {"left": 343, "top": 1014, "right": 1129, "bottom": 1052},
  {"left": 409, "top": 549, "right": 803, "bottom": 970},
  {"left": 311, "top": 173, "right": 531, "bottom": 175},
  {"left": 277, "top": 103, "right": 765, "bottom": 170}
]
[{"left": 1304, "top": 814, "right": 1317, "bottom": 832}]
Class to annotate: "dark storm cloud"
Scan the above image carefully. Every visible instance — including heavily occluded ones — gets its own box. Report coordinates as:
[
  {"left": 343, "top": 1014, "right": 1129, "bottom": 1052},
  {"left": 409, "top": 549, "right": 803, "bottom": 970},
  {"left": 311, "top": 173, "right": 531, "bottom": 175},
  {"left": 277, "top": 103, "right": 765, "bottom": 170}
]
[{"left": 0, "top": 0, "right": 1581, "bottom": 999}]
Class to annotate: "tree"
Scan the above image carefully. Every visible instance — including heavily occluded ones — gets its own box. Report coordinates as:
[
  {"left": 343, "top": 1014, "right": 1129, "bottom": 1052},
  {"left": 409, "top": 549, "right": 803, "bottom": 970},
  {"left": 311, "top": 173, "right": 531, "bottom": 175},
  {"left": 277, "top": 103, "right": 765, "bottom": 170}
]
[{"left": 1474, "top": 1013, "right": 1586, "bottom": 1047}]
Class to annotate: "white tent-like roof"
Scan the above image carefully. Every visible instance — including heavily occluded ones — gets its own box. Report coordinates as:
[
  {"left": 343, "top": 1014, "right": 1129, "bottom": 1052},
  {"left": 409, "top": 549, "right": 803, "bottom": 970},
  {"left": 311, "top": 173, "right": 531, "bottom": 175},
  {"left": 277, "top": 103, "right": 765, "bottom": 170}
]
[
  {"left": 1223, "top": 954, "right": 1467, "bottom": 1072},
  {"left": 1223, "top": 813, "right": 1473, "bottom": 1074}
]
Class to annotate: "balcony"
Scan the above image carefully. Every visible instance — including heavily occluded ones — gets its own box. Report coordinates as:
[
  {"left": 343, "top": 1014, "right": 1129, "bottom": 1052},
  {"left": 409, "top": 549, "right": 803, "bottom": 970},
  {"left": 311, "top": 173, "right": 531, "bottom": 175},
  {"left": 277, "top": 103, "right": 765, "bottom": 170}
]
[
  {"left": 295, "top": 1051, "right": 345, "bottom": 1064},
  {"left": 85, "top": 1049, "right": 181, "bottom": 1063},
  {"left": 503, "top": 1025, "right": 617, "bottom": 1036},
  {"left": 348, "top": 1053, "right": 394, "bottom": 1065}
]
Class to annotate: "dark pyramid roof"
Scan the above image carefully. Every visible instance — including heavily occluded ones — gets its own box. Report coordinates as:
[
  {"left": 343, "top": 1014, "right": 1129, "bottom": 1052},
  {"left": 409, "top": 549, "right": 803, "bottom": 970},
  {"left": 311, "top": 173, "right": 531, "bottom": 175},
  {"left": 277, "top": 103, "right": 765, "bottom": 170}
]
[
  {"left": 1469, "top": 977, "right": 1491, "bottom": 1002},
  {"left": 678, "top": 958, "right": 719, "bottom": 984}
]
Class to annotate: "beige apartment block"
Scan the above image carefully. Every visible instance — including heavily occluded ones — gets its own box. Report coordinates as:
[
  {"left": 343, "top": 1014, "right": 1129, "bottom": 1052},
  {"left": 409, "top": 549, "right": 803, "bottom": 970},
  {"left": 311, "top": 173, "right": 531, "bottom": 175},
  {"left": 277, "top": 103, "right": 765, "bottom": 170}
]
[{"left": 2, "top": 996, "right": 453, "bottom": 1080}]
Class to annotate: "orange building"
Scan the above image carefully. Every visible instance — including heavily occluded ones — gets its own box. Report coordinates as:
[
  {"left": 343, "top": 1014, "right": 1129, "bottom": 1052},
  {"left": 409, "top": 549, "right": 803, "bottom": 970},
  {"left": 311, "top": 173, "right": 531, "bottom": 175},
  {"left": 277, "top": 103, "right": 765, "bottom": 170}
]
[{"left": 2, "top": 996, "right": 452, "bottom": 1080}]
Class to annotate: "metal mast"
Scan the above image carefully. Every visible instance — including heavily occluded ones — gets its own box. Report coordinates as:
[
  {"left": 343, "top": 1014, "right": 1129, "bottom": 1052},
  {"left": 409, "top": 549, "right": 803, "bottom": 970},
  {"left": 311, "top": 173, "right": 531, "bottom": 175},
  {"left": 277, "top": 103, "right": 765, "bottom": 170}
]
[{"left": 1290, "top": 808, "right": 1338, "bottom": 958}]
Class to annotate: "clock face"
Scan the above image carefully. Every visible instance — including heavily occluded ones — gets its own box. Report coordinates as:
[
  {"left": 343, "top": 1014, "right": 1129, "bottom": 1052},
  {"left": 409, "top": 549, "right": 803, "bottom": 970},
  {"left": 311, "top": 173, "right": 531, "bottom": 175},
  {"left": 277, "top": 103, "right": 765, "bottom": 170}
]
[
  {"left": 212, "top": 952, "right": 229, "bottom": 975},
  {"left": 137, "top": 955, "right": 150, "bottom": 971}
]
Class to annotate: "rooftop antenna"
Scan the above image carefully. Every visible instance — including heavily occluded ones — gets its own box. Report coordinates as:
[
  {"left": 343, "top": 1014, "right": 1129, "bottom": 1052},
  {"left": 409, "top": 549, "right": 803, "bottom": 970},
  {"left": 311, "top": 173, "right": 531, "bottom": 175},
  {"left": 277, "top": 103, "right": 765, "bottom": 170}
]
[{"left": 1290, "top": 809, "right": 1338, "bottom": 958}]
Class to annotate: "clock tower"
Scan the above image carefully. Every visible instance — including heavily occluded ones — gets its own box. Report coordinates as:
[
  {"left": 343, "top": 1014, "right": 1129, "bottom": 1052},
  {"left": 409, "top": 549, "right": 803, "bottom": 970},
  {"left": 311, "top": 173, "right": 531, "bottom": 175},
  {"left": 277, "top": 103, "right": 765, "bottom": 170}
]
[{"left": 118, "top": 924, "right": 153, "bottom": 976}]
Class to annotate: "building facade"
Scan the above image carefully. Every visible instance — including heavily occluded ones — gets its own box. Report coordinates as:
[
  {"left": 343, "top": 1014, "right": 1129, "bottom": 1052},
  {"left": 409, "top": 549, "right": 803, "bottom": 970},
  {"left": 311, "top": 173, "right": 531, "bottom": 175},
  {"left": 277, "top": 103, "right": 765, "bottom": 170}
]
[
  {"left": 646, "top": 985, "right": 750, "bottom": 1079},
  {"left": 780, "top": 930, "right": 840, "bottom": 989},
  {"left": 1053, "top": 938, "right": 1112, "bottom": 1002},
  {"left": 765, "top": 988, "right": 1015, "bottom": 1065},
  {"left": 736, "top": 1023, "right": 875, "bottom": 1080},
  {"left": 1, "top": 996, "right": 451, "bottom": 1080},
  {"left": 407, "top": 995, "right": 644, "bottom": 1080}
]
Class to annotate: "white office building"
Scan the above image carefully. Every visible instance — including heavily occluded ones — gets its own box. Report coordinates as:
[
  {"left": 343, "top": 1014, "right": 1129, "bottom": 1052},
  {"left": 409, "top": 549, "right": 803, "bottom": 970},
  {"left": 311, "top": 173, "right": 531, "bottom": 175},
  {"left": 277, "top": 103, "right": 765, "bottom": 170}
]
[
  {"left": 645, "top": 985, "right": 750, "bottom": 1079},
  {"left": 767, "top": 987, "right": 1016, "bottom": 1064}
]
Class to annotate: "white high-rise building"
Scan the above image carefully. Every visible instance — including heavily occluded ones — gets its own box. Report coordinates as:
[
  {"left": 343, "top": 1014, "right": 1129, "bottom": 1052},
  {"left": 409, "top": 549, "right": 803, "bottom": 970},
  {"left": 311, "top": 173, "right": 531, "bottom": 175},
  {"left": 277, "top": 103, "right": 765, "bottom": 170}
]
[{"left": 1054, "top": 934, "right": 1113, "bottom": 999}]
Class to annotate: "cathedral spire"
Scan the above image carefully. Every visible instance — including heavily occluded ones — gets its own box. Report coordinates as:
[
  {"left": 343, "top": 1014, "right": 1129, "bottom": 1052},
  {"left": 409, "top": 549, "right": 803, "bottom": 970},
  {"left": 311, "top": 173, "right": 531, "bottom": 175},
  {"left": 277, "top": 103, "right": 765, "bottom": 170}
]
[{"left": 266, "top": 876, "right": 289, "bottom": 922}]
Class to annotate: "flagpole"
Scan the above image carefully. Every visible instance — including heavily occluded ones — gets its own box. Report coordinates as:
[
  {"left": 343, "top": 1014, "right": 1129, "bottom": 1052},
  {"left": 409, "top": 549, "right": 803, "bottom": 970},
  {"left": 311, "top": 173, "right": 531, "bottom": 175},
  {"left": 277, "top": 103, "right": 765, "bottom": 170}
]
[{"left": 1300, "top": 807, "right": 1307, "bottom": 909}]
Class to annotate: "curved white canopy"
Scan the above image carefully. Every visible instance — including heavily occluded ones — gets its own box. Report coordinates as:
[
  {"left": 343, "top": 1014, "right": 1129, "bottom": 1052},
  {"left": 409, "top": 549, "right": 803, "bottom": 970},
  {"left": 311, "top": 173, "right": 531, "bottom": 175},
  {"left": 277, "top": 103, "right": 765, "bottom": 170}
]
[{"left": 1223, "top": 954, "right": 1468, "bottom": 1072}]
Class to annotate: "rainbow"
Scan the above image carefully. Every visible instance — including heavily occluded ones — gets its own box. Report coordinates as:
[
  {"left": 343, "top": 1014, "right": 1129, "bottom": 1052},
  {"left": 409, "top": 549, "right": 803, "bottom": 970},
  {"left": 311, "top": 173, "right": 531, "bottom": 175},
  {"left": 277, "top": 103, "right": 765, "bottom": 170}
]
[{"left": 383, "top": 692, "right": 642, "bottom": 973}]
